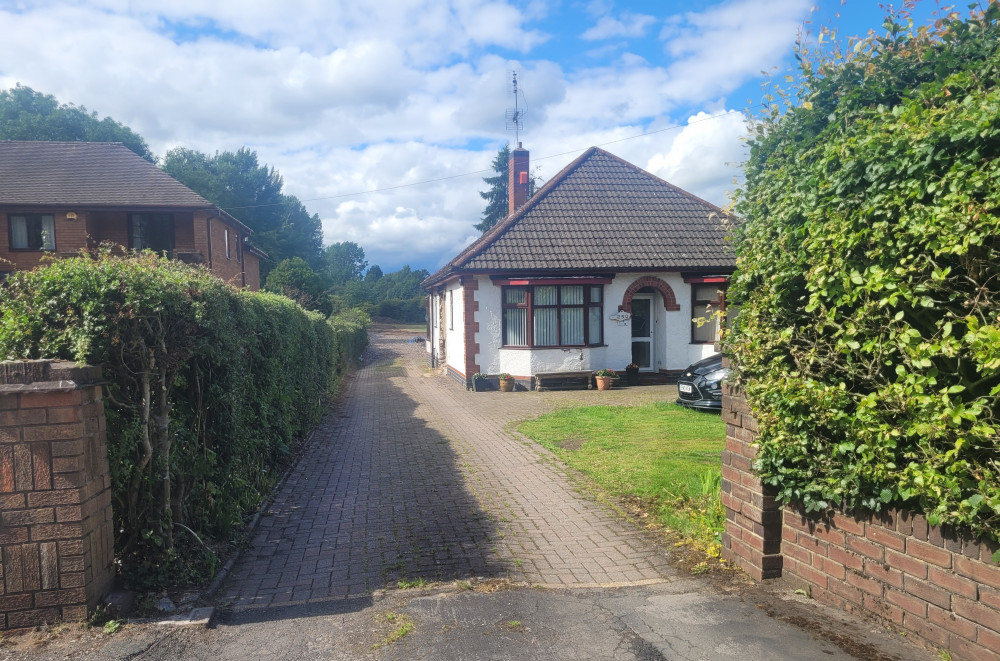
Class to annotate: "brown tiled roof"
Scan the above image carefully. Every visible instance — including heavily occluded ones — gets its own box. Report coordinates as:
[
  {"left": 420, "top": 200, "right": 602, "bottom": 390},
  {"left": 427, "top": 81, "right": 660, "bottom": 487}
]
[
  {"left": 423, "top": 147, "right": 735, "bottom": 287},
  {"left": 0, "top": 141, "right": 215, "bottom": 208}
]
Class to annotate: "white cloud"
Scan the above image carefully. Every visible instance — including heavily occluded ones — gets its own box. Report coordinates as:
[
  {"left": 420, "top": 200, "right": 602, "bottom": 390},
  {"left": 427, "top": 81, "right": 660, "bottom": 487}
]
[
  {"left": 644, "top": 110, "right": 748, "bottom": 207},
  {"left": 582, "top": 12, "right": 657, "bottom": 40}
]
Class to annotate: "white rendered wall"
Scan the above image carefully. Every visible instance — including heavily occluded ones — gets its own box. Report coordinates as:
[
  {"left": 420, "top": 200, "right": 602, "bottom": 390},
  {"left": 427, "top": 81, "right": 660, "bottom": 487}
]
[
  {"left": 444, "top": 280, "right": 467, "bottom": 375},
  {"left": 472, "top": 272, "right": 717, "bottom": 378}
]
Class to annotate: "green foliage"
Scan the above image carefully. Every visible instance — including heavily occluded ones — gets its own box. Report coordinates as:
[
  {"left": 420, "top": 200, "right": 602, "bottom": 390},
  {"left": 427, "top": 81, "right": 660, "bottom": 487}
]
[
  {"left": 0, "top": 85, "right": 154, "bottom": 161},
  {"left": 331, "top": 262, "right": 428, "bottom": 323},
  {"left": 727, "top": 4, "right": 1000, "bottom": 541},
  {"left": 0, "top": 251, "right": 368, "bottom": 588},
  {"left": 162, "top": 147, "right": 323, "bottom": 276},
  {"left": 265, "top": 257, "right": 331, "bottom": 315},
  {"left": 323, "top": 241, "right": 368, "bottom": 286},
  {"left": 476, "top": 143, "right": 511, "bottom": 233}
]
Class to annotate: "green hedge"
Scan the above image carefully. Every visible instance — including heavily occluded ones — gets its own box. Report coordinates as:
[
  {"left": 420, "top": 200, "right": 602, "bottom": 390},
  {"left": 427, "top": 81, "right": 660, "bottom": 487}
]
[
  {"left": 727, "top": 6, "right": 1000, "bottom": 542},
  {"left": 0, "top": 251, "right": 368, "bottom": 587}
]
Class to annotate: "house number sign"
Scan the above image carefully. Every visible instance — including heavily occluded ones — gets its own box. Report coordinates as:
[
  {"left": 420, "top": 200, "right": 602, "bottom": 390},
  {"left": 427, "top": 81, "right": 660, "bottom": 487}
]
[{"left": 609, "top": 310, "right": 631, "bottom": 325}]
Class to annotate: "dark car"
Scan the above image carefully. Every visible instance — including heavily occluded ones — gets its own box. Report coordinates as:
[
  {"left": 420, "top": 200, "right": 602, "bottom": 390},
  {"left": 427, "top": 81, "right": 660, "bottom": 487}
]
[{"left": 676, "top": 353, "right": 728, "bottom": 412}]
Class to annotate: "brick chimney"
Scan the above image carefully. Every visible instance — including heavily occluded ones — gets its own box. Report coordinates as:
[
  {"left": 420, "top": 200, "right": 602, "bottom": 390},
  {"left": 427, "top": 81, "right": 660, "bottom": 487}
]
[{"left": 508, "top": 142, "right": 529, "bottom": 215}]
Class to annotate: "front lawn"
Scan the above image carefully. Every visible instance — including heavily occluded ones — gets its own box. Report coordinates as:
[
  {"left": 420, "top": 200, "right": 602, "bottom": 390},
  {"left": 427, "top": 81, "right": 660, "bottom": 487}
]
[{"left": 518, "top": 402, "right": 726, "bottom": 552}]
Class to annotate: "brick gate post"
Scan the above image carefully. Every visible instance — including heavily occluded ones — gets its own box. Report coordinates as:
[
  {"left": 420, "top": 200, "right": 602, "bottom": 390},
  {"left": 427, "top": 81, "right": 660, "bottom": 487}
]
[
  {"left": 0, "top": 361, "right": 114, "bottom": 629},
  {"left": 719, "top": 365, "right": 783, "bottom": 580}
]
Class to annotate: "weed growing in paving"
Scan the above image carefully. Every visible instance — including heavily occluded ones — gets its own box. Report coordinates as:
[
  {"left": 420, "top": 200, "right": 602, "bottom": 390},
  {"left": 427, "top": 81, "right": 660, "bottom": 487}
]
[
  {"left": 518, "top": 401, "right": 726, "bottom": 552},
  {"left": 397, "top": 577, "right": 429, "bottom": 589}
]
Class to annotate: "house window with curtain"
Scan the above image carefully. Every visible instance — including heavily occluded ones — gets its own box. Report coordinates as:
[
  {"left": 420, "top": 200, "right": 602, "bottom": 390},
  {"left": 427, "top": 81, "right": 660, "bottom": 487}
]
[
  {"left": 129, "top": 213, "right": 174, "bottom": 257},
  {"left": 502, "top": 285, "right": 603, "bottom": 347},
  {"left": 691, "top": 284, "right": 724, "bottom": 343},
  {"left": 9, "top": 214, "right": 55, "bottom": 251}
]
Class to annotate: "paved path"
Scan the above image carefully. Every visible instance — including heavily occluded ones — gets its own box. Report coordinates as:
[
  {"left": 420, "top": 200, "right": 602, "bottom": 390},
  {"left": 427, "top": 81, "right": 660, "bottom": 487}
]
[{"left": 219, "top": 330, "right": 679, "bottom": 609}]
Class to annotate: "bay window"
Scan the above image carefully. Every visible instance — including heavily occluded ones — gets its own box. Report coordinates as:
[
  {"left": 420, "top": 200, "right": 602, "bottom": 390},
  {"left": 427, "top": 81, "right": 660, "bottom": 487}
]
[{"left": 502, "top": 284, "right": 603, "bottom": 347}]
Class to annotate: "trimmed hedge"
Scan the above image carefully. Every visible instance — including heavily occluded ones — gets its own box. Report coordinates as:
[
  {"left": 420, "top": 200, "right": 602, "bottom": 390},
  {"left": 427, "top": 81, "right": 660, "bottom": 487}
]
[
  {"left": 728, "top": 5, "right": 1000, "bottom": 543},
  {"left": 0, "top": 251, "right": 368, "bottom": 587}
]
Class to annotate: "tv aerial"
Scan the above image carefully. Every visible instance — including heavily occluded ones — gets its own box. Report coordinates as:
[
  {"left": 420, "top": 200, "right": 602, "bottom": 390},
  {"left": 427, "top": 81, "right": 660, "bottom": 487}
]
[{"left": 505, "top": 70, "right": 525, "bottom": 144}]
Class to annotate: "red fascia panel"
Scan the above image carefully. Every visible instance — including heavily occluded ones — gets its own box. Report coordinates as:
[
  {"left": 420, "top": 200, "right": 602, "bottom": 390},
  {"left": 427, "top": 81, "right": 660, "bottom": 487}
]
[{"left": 683, "top": 276, "right": 729, "bottom": 284}]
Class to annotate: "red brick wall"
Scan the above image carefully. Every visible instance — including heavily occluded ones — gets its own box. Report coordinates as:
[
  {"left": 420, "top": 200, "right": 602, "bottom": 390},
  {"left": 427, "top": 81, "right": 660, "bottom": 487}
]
[
  {"left": 244, "top": 252, "right": 261, "bottom": 291},
  {"left": 0, "top": 209, "right": 89, "bottom": 271},
  {"left": 722, "top": 381, "right": 1000, "bottom": 660},
  {"left": 462, "top": 276, "right": 481, "bottom": 385},
  {"left": 783, "top": 508, "right": 1000, "bottom": 660},
  {"left": 0, "top": 361, "right": 114, "bottom": 629}
]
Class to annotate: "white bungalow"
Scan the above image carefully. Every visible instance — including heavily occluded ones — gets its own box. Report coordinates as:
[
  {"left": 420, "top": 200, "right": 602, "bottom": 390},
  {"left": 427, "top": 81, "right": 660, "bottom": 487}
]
[{"left": 422, "top": 144, "right": 735, "bottom": 390}]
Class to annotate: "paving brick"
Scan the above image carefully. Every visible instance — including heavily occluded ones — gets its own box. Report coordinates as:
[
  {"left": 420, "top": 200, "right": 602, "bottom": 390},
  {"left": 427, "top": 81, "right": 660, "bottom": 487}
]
[{"left": 219, "top": 332, "right": 678, "bottom": 610}]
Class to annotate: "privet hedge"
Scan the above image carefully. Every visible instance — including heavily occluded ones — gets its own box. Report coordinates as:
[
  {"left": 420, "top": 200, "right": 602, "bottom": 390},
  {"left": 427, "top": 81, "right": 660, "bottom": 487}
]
[
  {"left": 0, "top": 251, "right": 368, "bottom": 587},
  {"left": 727, "top": 5, "right": 1000, "bottom": 543}
]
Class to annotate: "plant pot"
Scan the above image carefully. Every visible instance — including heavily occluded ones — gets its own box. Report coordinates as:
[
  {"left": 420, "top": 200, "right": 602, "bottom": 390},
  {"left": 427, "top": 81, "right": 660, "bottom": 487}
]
[
  {"left": 595, "top": 376, "right": 613, "bottom": 391},
  {"left": 625, "top": 368, "right": 639, "bottom": 386},
  {"left": 499, "top": 378, "right": 515, "bottom": 392},
  {"left": 473, "top": 379, "right": 488, "bottom": 392}
]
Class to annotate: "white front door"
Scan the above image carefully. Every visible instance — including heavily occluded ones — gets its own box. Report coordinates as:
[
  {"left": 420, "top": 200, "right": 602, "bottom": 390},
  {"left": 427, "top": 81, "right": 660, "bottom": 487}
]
[{"left": 631, "top": 296, "right": 655, "bottom": 371}]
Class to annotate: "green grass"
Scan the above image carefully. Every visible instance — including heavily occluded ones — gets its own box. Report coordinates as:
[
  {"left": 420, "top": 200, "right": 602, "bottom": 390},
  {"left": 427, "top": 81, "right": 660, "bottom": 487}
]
[{"left": 518, "top": 402, "right": 726, "bottom": 551}]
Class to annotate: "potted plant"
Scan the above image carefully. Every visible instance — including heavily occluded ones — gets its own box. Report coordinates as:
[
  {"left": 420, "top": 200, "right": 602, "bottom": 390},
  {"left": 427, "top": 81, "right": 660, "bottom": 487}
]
[
  {"left": 472, "top": 372, "right": 490, "bottom": 392},
  {"left": 625, "top": 362, "right": 640, "bottom": 386},
  {"left": 593, "top": 368, "right": 618, "bottom": 391},
  {"left": 498, "top": 372, "right": 515, "bottom": 392}
]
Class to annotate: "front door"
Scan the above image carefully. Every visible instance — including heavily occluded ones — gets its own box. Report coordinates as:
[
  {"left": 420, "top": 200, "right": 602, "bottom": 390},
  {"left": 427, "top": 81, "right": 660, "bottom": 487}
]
[{"left": 631, "top": 296, "right": 654, "bottom": 371}]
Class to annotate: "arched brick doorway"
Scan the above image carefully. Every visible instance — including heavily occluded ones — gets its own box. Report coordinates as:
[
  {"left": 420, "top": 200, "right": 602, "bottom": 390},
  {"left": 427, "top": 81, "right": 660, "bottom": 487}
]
[{"left": 618, "top": 276, "right": 681, "bottom": 313}]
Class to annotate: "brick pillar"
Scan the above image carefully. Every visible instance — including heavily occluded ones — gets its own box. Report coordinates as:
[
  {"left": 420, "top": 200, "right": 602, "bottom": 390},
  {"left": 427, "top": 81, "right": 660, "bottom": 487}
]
[
  {"left": 0, "top": 361, "right": 113, "bottom": 629},
  {"left": 720, "top": 365, "right": 783, "bottom": 580},
  {"left": 463, "top": 276, "right": 481, "bottom": 387}
]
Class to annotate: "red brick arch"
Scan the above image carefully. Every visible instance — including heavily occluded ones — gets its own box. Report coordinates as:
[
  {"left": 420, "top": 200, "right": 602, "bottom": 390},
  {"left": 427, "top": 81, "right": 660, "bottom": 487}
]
[{"left": 619, "top": 276, "right": 681, "bottom": 313}]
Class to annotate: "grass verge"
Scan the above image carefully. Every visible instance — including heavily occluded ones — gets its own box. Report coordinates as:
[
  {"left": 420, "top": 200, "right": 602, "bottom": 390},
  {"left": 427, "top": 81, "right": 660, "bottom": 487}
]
[{"left": 518, "top": 401, "right": 726, "bottom": 554}]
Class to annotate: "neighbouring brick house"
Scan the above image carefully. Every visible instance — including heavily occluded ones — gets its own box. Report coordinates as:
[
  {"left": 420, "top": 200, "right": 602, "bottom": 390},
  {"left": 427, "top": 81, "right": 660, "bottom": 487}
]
[
  {"left": 422, "top": 144, "right": 735, "bottom": 389},
  {"left": 0, "top": 141, "right": 264, "bottom": 288}
]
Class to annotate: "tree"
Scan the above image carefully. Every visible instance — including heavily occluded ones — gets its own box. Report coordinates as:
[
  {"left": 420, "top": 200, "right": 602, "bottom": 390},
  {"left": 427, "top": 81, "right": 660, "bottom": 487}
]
[
  {"left": 727, "top": 4, "right": 1000, "bottom": 540},
  {"left": 162, "top": 147, "right": 323, "bottom": 277},
  {"left": 322, "top": 241, "right": 368, "bottom": 287},
  {"left": 476, "top": 144, "right": 510, "bottom": 233},
  {"left": 364, "top": 265, "right": 383, "bottom": 282},
  {"left": 0, "top": 84, "right": 154, "bottom": 161},
  {"left": 264, "top": 257, "right": 331, "bottom": 315}
]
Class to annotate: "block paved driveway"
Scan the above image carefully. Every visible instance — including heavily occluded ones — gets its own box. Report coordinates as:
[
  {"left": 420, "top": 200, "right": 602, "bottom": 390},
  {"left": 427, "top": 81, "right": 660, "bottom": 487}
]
[{"left": 219, "top": 329, "right": 679, "bottom": 610}]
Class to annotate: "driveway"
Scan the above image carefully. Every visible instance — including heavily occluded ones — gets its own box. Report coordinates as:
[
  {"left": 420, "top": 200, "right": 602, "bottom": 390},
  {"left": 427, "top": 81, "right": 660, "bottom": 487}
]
[{"left": 4, "top": 329, "right": 937, "bottom": 660}]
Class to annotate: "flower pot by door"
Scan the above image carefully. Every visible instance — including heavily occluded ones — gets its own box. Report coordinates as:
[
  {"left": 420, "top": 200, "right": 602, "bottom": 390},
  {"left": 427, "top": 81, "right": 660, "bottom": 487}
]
[
  {"left": 499, "top": 378, "right": 515, "bottom": 392},
  {"left": 595, "top": 376, "right": 613, "bottom": 391},
  {"left": 625, "top": 368, "right": 639, "bottom": 386}
]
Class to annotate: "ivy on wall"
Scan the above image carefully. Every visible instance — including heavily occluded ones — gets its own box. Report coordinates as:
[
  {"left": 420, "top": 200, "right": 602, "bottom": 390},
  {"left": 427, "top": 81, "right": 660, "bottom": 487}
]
[
  {"left": 727, "top": 4, "right": 1000, "bottom": 542},
  {"left": 0, "top": 250, "right": 368, "bottom": 587}
]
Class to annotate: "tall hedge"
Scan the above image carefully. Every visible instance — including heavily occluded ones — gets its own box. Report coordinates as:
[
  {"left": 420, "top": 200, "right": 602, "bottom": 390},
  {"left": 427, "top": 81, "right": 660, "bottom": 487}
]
[
  {"left": 727, "top": 4, "right": 1000, "bottom": 543},
  {"left": 0, "top": 251, "right": 368, "bottom": 587}
]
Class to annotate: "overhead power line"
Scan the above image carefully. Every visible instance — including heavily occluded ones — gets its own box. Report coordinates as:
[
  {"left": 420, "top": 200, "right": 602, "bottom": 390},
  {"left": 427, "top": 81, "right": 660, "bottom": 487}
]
[{"left": 221, "top": 109, "right": 743, "bottom": 212}]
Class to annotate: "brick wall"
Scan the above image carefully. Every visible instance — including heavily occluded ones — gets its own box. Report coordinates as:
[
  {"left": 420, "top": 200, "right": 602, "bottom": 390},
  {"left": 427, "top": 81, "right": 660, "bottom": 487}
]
[
  {"left": 722, "top": 381, "right": 1000, "bottom": 660},
  {"left": 462, "top": 276, "right": 481, "bottom": 386},
  {"left": 0, "top": 361, "right": 114, "bottom": 629}
]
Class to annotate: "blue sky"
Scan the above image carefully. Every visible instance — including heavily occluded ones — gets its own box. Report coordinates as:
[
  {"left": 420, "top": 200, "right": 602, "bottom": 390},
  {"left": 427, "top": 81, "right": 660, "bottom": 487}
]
[{"left": 0, "top": 0, "right": 949, "bottom": 273}]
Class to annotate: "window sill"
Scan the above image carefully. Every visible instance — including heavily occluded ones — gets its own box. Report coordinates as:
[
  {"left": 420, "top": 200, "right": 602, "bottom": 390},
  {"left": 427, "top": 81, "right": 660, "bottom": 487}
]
[{"left": 500, "top": 344, "right": 607, "bottom": 350}]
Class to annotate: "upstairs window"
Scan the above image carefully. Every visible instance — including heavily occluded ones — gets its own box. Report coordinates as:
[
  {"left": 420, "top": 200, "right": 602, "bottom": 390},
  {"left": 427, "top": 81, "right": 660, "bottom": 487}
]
[
  {"left": 9, "top": 214, "right": 55, "bottom": 251},
  {"left": 502, "top": 284, "right": 603, "bottom": 347}
]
